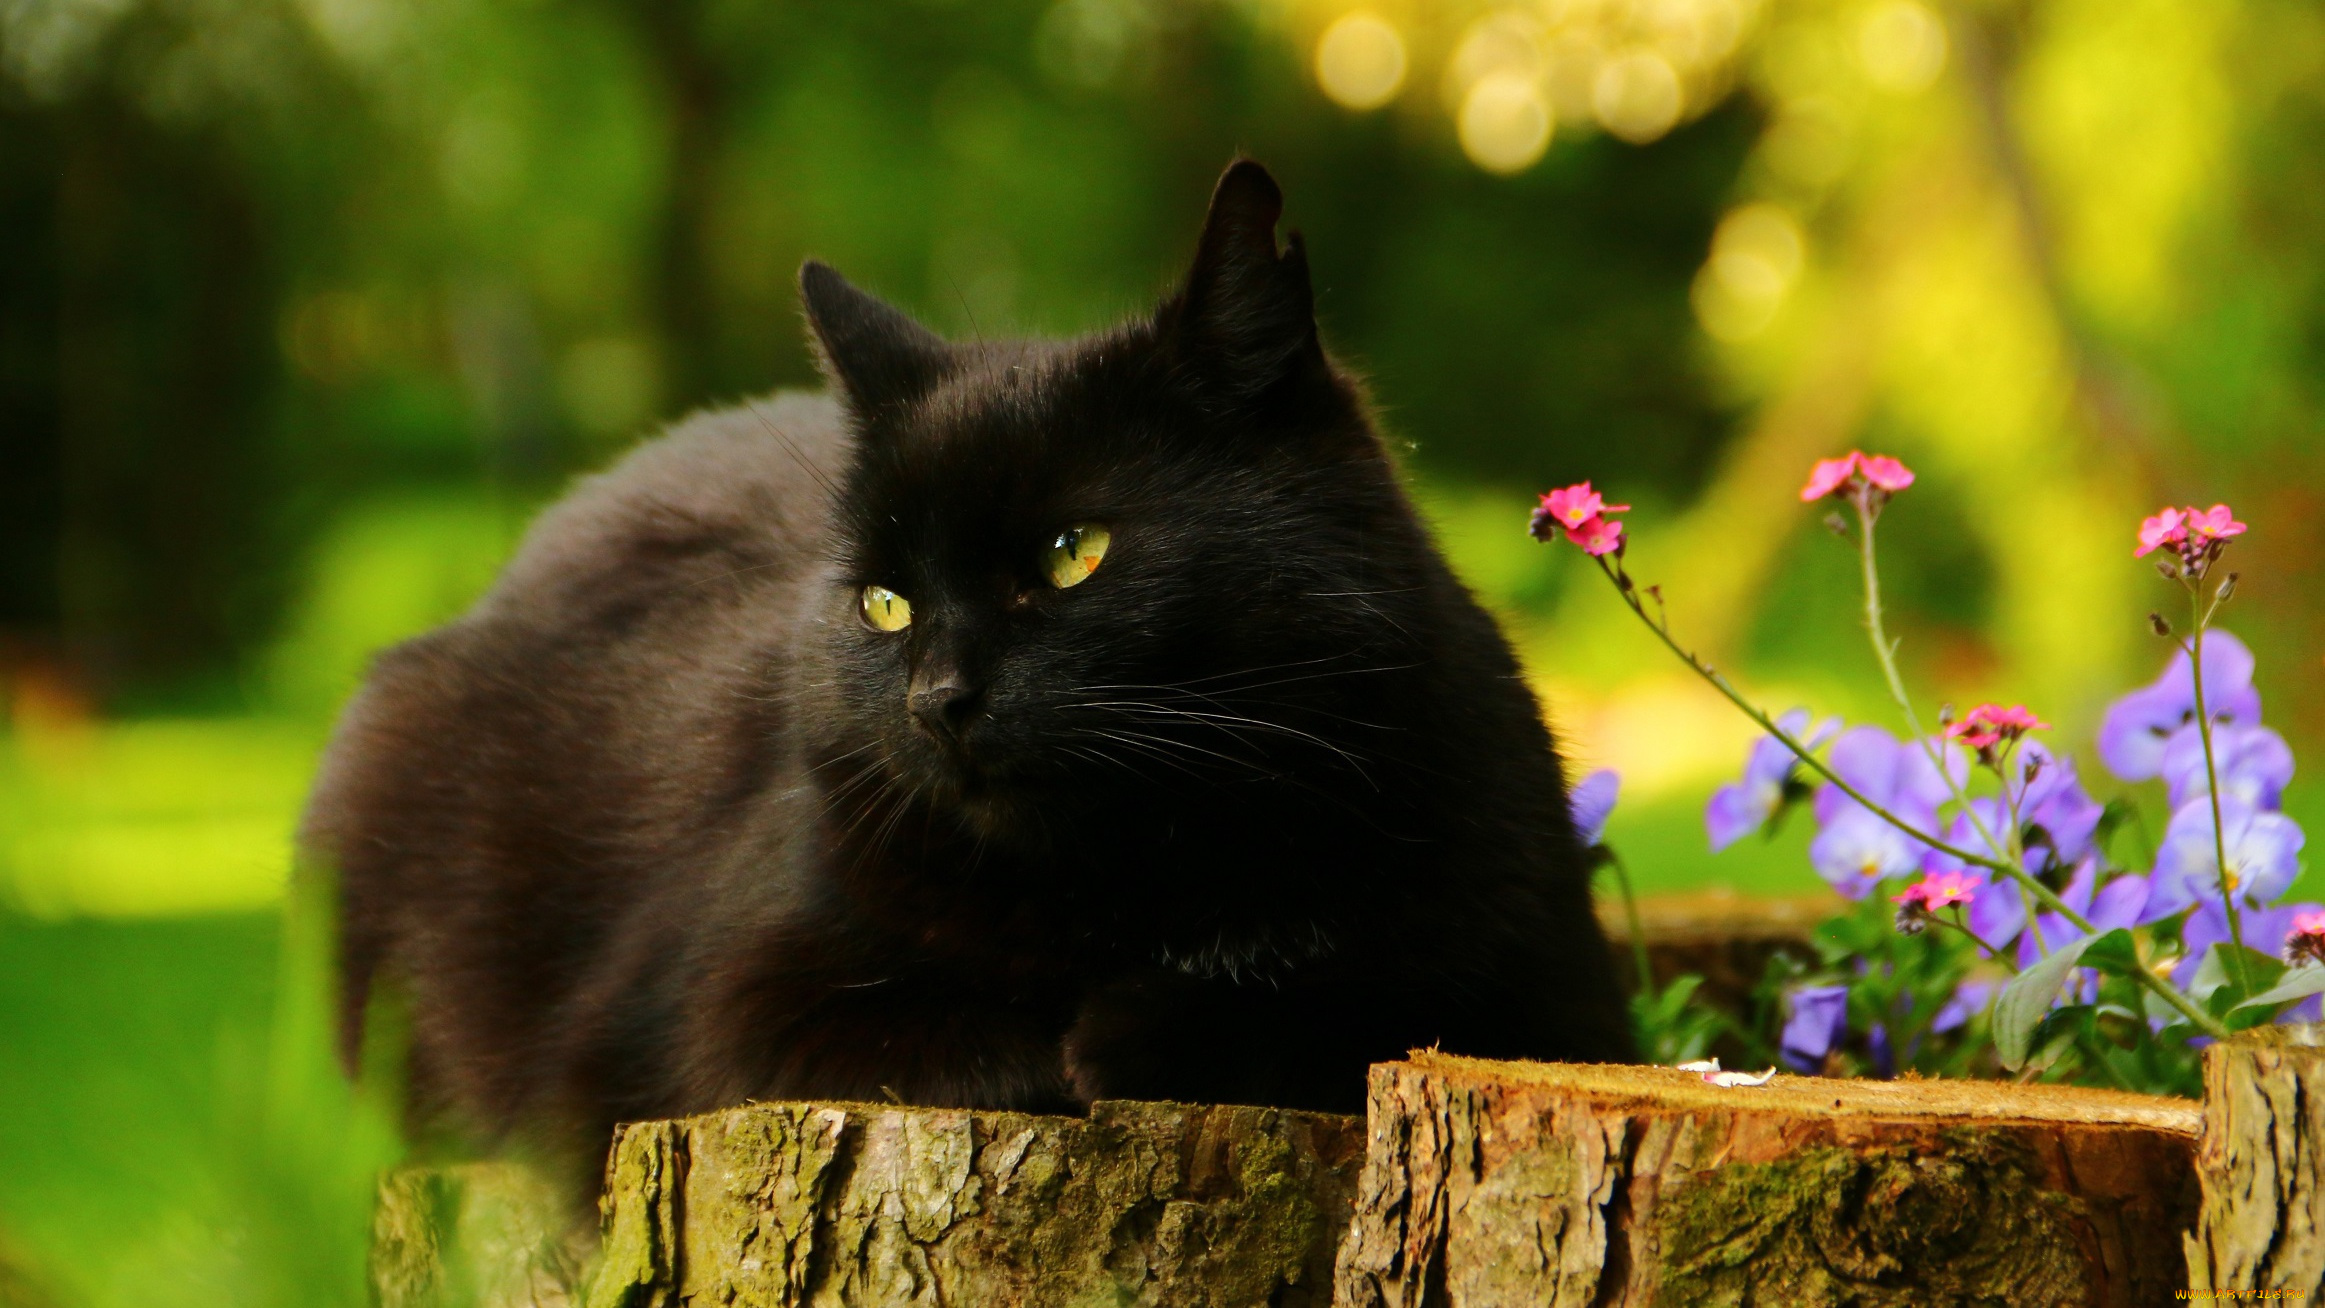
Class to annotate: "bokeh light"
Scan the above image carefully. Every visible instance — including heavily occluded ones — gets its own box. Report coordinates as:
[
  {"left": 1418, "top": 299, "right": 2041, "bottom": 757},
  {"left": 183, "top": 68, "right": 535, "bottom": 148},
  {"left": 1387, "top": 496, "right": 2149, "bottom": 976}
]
[
  {"left": 1460, "top": 70, "right": 1554, "bottom": 173},
  {"left": 1315, "top": 11, "right": 1408, "bottom": 111},
  {"left": 1444, "top": 9, "right": 1544, "bottom": 113},
  {"left": 1311, "top": 0, "right": 1762, "bottom": 168},
  {"left": 1858, "top": 0, "right": 1948, "bottom": 94},
  {"left": 1691, "top": 202, "right": 1806, "bottom": 341},
  {"left": 1593, "top": 49, "right": 1683, "bottom": 144}
]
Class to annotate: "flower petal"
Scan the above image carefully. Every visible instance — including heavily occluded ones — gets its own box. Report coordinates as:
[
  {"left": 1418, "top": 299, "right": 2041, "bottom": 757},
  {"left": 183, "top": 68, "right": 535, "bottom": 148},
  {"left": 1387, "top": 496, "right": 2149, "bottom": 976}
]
[
  {"left": 1800, "top": 454, "right": 1861, "bottom": 502},
  {"left": 1779, "top": 984, "right": 1850, "bottom": 1072},
  {"left": 2163, "top": 723, "right": 2295, "bottom": 811},
  {"left": 1569, "top": 769, "right": 1621, "bottom": 847}
]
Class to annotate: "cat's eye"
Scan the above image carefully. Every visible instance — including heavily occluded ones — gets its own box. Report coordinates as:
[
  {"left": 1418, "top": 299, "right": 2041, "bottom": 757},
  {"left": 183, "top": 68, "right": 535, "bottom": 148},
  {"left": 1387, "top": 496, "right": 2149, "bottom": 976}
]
[
  {"left": 860, "top": 585, "right": 912, "bottom": 632},
  {"left": 1044, "top": 524, "right": 1111, "bottom": 590}
]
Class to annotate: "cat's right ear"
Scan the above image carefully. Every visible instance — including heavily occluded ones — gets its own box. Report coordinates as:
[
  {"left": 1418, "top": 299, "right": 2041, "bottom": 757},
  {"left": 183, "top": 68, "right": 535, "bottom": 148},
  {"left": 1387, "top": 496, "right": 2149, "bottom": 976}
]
[{"left": 799, "top": 261, "right": 953, "bottom": 417}]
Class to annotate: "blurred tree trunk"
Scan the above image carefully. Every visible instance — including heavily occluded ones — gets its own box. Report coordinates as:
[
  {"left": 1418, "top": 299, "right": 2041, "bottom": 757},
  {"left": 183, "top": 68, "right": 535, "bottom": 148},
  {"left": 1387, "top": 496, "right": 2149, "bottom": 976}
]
[
  {"left": 0, "top": 101, "right": 67, "bottom": 660},
  {"left": 615, "top": 0, "right": 730, "bottom": 414},
  {"left": 36, "top": 99, "right": 280, "bottom": 695}
]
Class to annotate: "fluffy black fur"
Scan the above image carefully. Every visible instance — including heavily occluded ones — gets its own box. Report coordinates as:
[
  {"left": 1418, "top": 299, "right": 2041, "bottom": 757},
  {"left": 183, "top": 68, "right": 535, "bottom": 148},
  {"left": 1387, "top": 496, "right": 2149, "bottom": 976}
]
[{"left": 307, "top": 161, "right": 1631, "bottom": 1168}]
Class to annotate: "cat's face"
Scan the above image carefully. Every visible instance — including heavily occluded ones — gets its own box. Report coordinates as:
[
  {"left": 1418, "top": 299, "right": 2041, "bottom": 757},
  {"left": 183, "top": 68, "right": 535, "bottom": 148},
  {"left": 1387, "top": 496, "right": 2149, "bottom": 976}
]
[{"left": 802, "top": 163, "right": 1424, "bottom": 857}]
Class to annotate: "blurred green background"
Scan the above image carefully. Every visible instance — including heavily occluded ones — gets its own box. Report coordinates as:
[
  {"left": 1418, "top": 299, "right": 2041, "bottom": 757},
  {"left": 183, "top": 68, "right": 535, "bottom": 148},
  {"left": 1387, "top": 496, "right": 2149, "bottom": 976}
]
[{"left": 1, "top": 0, "right": 2320, "bottom": 1301}]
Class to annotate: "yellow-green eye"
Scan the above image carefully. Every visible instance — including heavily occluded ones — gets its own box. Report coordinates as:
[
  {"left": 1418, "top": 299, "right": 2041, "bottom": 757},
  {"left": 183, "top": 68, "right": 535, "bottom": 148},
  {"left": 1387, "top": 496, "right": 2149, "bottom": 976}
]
[
  {"left": 1044, "top": 523, "right": 1111, "bottom": 590},
  {"left": 860, "top": 585, "right": 912, "bottom": 632}
]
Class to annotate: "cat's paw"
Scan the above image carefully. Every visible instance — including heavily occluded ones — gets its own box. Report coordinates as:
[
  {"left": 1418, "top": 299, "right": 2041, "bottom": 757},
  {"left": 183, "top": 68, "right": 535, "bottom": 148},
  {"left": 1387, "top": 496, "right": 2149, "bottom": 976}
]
[{"left": 1061, "top": 971, "right": 1209, "bottom": 1103}]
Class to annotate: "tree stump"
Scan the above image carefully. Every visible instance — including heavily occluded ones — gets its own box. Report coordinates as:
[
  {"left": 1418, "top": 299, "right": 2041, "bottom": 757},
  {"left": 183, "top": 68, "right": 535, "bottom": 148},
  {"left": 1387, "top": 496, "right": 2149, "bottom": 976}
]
[
  {"left": 1331, "top": 1052, "right": 2201, "bottom": 1307},
  {"left": 371, "top": 1160, "right": 591, "bottom": 1308},
  {"left": 374, "top": 1098, "right": 1363, "bottom": 1308},
  {"left": 1603, "top": 889, "right": 1828, "bottom": 1018},
  {"left": 2185, "top": 1024, "right": 2325, "bottom": 1294}
]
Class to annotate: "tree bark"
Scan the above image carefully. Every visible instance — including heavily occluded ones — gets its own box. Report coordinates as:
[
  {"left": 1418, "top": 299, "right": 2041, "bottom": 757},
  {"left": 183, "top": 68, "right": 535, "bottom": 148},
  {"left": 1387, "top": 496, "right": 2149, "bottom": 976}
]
[
  {"left": 374, "top": 1098, "right": 1363, "bottom": 1308},
  {"left": 1331, "top": 1052, "right": 2201, "bottom": 1307},
  {"left": 2185, "top": 1025, "right": 2325, "bottom": 1294}
]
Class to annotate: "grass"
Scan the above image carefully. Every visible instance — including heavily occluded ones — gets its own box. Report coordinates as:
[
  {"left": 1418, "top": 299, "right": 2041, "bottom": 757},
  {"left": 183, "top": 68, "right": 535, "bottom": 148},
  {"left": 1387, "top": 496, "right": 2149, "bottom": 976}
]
[{"left": 0, "top": 906, "right": 397, "bottom": 1308}]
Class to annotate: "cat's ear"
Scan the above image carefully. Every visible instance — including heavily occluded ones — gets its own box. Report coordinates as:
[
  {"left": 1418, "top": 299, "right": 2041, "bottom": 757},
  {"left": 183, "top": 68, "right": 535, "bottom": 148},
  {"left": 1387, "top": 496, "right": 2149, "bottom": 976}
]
[
  {"left": 799, "top": 261, "right": 953, "bottom": 416},
  {"left": 1159, "top": 160, "right": 1329, "bottom": 404}
]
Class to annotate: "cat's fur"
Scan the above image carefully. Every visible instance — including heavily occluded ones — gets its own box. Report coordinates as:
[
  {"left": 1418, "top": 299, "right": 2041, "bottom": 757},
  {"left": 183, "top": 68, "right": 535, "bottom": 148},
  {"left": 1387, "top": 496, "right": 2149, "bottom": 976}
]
[{"left": 307, "top": 161, "right": 1631, "bottom": 1168}]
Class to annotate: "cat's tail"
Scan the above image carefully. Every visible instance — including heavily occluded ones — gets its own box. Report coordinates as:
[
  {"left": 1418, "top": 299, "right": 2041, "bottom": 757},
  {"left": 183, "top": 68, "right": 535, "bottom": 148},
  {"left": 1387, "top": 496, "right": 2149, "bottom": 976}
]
[
  {"left": 293, "top": 803, "right": 387, "bottom": 1078},
  {"left": 297, "top": 672, "right": 407, "bottom": 1080}
]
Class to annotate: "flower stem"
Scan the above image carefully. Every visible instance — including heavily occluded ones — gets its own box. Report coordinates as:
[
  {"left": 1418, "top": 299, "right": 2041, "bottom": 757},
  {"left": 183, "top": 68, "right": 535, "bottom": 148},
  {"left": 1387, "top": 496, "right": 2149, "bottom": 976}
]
[
  {"left": 2189, "top": 581, "right": 2251, "bottom": 994},
  {"left": 1604, "top": 849, "right": 1659, "bottom": 1005},
  {"left": 1591, "top": 554, "right": 2233, "bottom": 1041},
  {"left": 1854, "top": 496, "right": 2017, "bottom": 874},
  {"left": 1937, "top": 910, "right": 2017, "bottom": 969}
]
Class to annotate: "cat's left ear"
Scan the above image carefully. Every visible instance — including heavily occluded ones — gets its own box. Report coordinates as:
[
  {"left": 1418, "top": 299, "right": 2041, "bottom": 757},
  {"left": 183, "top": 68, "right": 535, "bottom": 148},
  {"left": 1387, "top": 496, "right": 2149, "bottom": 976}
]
[
  {"left": 1159, "top": 160, "right": 1330, "bottom": 406},
  {"left": 799, "top": 261, "right": 953, "bottom": 418}
]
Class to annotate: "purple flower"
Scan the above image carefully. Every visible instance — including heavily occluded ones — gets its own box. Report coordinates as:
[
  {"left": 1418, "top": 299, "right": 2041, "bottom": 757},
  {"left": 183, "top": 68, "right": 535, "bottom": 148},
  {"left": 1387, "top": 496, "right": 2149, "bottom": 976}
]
[
  {"left": 1810, "top": 806, "right": 1928, "bottom": 899},
  {"left": 1780, "top": 984, "right": 1850, "bottom": 1073},
  {"left": 2097, "top": 630, "right": 2263, "bottom": 782},
  {"left": 2143, "top": 797, "right": 2307, "bottom": 921},
  {"left": 2009, "top": 744, "right": 2105, "bottom": 869},
  {"left": 1966, "top": 874, "right": 2027, "bottom": 952},
  {"left": 1706, "top": 709, "right": 1837, "bottom": 852},
  {"left": 2014, "top": 859, "right": 2149, "bottom": 968},
  {"left": 1569, "top": 769, "right": 1620, "bottom": 847},
  {"left": 1932, "top": 979, "right": 1997, "bottom": 1034},
  {"left": 2174, "top": 899, "right": 2325, "bottom": 1002},
  {"left": 2162, "top": 723, "right": 2295, "bottom": 812},
  {"left": 1920, "top": 797, "right": 2012, "bottom": 875},
  {"left": 1867, "top": 1022, "right": 1895, "bottom": 1078},
  {"left": 1813, "top": 726, "right": 1961, "bottom": 832}
]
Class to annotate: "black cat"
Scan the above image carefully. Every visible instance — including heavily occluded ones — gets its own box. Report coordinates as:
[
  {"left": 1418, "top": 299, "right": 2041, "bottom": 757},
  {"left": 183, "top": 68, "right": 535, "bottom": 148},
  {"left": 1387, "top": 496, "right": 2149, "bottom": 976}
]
[{"left": 306, "top": 160, "right": 1631, "bottom": 1169}]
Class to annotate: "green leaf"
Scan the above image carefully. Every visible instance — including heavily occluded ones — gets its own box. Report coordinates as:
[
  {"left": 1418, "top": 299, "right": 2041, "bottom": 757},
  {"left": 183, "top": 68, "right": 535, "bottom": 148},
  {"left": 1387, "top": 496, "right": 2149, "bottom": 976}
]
[
  {"left": 1995, "top": 933, "right": 2099, "bottom": 1071},
  {"left": 2077, "top": 929, "right": 2140, "bottom": 977},
  {"left": 2025, "top": 1005, "right": 2095, "bottom": 1074},
  {"left": 2140, "top": 981, "right": 2182, "bottom": 1030},
  {"left": 2230, "top": 965, "right": 2325, "bottom": 1015},
  {"left": 2094, "top": 798, "right": 2144, "bottom": 866},
  {"left": 2196, "top": 944, "right": 2287, "bottom": 1013}
]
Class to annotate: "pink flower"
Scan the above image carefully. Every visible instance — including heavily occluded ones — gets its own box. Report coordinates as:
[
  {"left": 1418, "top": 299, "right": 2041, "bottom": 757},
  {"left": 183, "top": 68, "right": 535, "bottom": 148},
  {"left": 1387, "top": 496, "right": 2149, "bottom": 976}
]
[
  {"left": 1800, "top": 456, "right": 1860, "bottom": 502},
  {"left": 2137, "top": 502, "right": 2247, "bottom": 571},
  {"left": 2287, "top": 911, "right": 2325, "bottom": 969},
  {"left": 1799, "top": 451, "right": 1917, "bottom": 503},
  {"left": 1529, "top": 482, "right": 1630, "bottom": 556},
  {"left": 1541, "top": 482, "right": 1628, "bottom": 530},
  {"left": 1891, "top": 869, "right": 1978, "bottom": 935},
  {"left": 2135, "top": 507, "right": 2188, "bottom": 558},
  {"left": 2185, "top": 503, "right": 2247, "bottom": 545},
  {"left": 1572, "top": 515, "right": 1625, "bottom": 556},
  {"left": 1857, "top": 455, "right": 1915, "bottom": 492},
  {"left": 1894, "top": 870, "right": 1979, "bottom": 912},
  {"left": 1945, "top": 703, "right": 2049, "bottom": 752}
]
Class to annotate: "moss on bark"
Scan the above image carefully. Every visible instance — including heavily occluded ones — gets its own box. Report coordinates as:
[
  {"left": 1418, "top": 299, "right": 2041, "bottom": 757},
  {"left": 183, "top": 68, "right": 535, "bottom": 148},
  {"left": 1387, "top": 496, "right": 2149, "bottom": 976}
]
[
  {"left": 1654, "top": 1132, "right": 2086, "bottom": 1306},
  {"left": 378, "top": 1099, "right": 1362, "bottom": 1308},
  {"left": 1333, "top": 1054, "right": 2199, "bottom": 1307}
]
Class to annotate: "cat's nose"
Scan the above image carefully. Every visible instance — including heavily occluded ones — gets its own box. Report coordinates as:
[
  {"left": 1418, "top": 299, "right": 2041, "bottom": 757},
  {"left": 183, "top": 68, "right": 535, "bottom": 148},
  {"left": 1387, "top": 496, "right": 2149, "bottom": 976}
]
[{"left": 909, "top": 678, "right": 985, "bottom": 745}]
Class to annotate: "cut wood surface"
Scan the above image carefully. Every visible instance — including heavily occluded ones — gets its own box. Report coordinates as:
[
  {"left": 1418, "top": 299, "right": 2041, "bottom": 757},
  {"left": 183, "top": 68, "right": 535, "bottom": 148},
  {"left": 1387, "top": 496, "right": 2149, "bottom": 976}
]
[
  {"left": 2186, "top": 1025, "right": 2325, "bottom": 1295},
  {"left": 374, "top": 1098, "right": 1363, "bottom": 1308},
  {"left": 1598, "top": 889, "right": 1840, "bottom": 946},
  {"left": 1331, "top": 1052, "right": 2201, "bottom": 1307}
]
